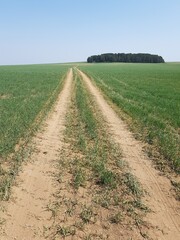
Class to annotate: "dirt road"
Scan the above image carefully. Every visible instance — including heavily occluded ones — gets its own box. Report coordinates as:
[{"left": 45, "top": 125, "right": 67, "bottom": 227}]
[
  {"left": 0, "top": 69, "right": 73, "bottom": 240},
  {"left": 1, "top": 67, "right": 179, "bottom": 240},
  {"left": 78, "top": 69, "right": 180, "bottom": 240}
]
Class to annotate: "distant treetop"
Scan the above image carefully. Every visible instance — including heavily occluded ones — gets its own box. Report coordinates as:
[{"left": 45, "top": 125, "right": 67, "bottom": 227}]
[{"left": 87, "top": 53, "right": 165, "bottom": 63}]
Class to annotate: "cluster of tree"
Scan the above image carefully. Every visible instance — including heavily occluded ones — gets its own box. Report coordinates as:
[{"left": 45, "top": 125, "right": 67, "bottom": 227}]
[{"left": 87, "top": 53, "right": 165, "bottom": 63}]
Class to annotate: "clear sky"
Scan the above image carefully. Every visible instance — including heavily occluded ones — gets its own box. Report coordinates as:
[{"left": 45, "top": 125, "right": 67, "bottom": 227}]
[{"left": 0, "top": 0, "right": 180, "bottom": 65}]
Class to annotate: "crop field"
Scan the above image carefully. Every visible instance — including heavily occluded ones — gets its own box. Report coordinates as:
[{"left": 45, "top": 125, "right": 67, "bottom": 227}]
[
  {"left": 79, "top": 63, "right": 180, "bottom": 172},
  {"left": 0, "top": 64, "right": 69, "bottom": 199},
  {"left": 0, "top": 63, "right": 180, "bottom": 239},
  {"left": 0, "top": 64, "right": 68, "bottom": 158}
]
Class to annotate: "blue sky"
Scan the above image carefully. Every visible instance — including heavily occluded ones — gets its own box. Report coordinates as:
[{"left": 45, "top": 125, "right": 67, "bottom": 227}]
[{"left": 0, "top": 0, "right": 180, "bottom": 65}]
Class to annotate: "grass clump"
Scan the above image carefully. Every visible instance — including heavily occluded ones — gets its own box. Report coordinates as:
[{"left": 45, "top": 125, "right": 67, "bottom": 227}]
[
  {"left": 98, "top": 168, "right": 116, "bottom": 188},
  {"left": 123, "top": 172, "right": 143, "bottom": 197},
  {"left": 57, "top": 225, "right": 76, "bottom": 237},
  {"left": 80, "top": 205, "right": 94, "bottom": 223},
  {"left": 109, "top": 212, "right": 123, "bottom": 224},
  {"left": 73, "top": 167, "right": 86, "bottom": 189}
]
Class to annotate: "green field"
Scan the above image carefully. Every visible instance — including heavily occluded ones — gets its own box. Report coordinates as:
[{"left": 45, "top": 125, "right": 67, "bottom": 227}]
[
  {"left": 79, "top": 63, "right": 180, "bottom": 171},
  {"left": 1, "top": 62, "right": 179, "bottom": 172},
  {"left": 0, "top": 64, "right": 69, "bottom": 158},
  {"left": 0, "top": 63, "right": 179, "bottom": 235}
]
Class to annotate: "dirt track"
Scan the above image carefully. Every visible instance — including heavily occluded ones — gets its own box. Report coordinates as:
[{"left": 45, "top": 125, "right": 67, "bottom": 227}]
[
  {"left": 0, "top": 69, "right": 73, "bottom": 239},
  {"left": 1, "top": 67, "right": 180, "bottom": 240},
  {"left": 78, "top": 69, "right": 180, "bottom": 240}
]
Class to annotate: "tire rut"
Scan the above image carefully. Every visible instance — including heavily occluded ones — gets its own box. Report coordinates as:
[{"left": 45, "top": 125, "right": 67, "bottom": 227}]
[
  {"left": 0, "top": 69, "right": 73, "bottom": 240},
  {"left": 78, "top": 68, "right": 180, "bottom": 240}
]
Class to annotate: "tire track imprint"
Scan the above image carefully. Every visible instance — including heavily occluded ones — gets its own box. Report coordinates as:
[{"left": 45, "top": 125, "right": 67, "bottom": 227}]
[
  {"left": 77, "top": 68, "right": 180, "bottom": 240},
  {"left": 0, "top": 69, "right": 73, "bottom": 240}
]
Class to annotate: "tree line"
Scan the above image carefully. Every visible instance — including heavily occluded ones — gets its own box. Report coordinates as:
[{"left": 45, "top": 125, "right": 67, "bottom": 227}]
[{"left": 87, "top": 53, "right": 165, "bottom": 63}]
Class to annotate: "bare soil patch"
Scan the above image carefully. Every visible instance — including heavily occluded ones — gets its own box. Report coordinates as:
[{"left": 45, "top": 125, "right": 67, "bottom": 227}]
[
  {"left": 0, "top": 69, "right": 73, "bottom": 240},
  {"left": 0, "top": 94, "right": 11, "bottom": 100},
  {"left": 78, "top": 69, "right": 180, "bottom": 240}
]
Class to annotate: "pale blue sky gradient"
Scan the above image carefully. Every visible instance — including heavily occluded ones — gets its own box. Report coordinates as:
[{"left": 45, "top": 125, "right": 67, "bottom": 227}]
[{"left": 0, "top": 0, "right": 180, "bottom": 65}]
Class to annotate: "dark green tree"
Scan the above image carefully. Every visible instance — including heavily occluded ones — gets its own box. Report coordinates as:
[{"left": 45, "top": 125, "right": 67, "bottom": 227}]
[{"left": 87, "top": 53, "right": 165, "bottom": 63}]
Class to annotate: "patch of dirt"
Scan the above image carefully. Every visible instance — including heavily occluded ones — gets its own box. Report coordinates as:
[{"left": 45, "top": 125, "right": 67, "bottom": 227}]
[
  {"left": 0, "top": 69, "right": 73, "bottom": 240},
  {"left": 0, "top": 94, "right": 11, "bottom": 100},
  {"left": 78, "top": 69, "right": 180, "bottom": 240}
]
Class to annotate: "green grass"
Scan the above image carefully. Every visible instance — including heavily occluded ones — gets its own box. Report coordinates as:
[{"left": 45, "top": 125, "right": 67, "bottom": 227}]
[
  {"left": 79, "top": 63, "right": 180, "bottom": 172},
  {"left": 0, "top": 64, "right": 69, "bottom": 200},
  {"left": 0, "top": 64, "right": 69, "bottom": 158},
  {"left": 74, "top": 73, "right": 118, "bottom": 189}
]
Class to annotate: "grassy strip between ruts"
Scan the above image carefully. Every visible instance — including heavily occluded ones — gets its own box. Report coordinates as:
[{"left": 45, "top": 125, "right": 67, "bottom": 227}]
[
  {"left": 0, "top": 65, "right": 69, "bottom": 200},
  {"left": 46, "top": 70, "right": 150, "bottom": 240}
]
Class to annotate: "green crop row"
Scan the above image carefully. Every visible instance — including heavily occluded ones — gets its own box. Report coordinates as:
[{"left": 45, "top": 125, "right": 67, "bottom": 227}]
[{"left": 79, "top": 63, "right": 180, "bottom": 172}]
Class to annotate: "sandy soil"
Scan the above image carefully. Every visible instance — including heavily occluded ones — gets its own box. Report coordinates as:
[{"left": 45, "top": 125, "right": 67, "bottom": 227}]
[
  {"left": 78, "top": 69, "right": 180, "bottom": 240},
  {"left": 0, "top": 69, "right": 73, "bottom": 240}
]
